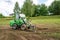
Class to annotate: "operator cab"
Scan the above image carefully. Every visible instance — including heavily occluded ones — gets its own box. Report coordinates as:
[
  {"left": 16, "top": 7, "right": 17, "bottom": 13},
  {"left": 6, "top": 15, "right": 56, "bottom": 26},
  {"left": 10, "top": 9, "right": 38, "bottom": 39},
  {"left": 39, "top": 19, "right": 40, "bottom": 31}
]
[
  {"left": 19, "top": 14, "right": 26, "bottom": 19},
  {"left": 19, "top": 14, "right": 27, "bottom": 24}
]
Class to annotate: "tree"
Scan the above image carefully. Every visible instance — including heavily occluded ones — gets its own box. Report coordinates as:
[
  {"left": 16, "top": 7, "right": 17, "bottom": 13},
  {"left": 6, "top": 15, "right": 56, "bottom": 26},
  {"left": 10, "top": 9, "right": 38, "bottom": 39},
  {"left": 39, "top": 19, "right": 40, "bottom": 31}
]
[
  {"left": 14, "top": 2, "right": 20, "bottom": 19},
  {"left": 48, "top": 0, "right": 60, "bottom": 15},
  {"left": 21, "top": 0, "right": 34, "bottom": 17},
  {"left": 33, "top": 4, "right": 48, "bottom": 16},
  {"left": 32, "top": 5, "right": 41, "bottom": 17},
  {"left": 14, "top": 2, "right": 20, "bottom": 14},
  {"left": 40, "top": 4, "right": 48, "bottom": 16},
  {"left": 0, "top": 13, "right": 4, "bottom": 18}
]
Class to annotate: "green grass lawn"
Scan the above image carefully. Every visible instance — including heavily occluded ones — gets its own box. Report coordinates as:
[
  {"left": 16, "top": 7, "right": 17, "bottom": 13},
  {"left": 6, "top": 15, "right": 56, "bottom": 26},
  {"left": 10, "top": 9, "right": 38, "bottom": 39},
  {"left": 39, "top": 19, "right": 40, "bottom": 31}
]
[
  {"left": 31, "top": 16, "right": 60, "bottom": 24},
  {"left": 0, "top": 16, "right": 60, "bottom": 25},
  {"left": 0, "top": 18, "right": 10, "bottom": 25},
  {"left": 31, "top": 18, "right": 60, "bottom": 24}
]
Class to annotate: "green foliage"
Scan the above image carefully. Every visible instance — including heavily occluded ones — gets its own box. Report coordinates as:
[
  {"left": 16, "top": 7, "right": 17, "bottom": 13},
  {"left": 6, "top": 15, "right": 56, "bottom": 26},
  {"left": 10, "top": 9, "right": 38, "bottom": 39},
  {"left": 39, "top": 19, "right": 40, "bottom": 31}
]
[
  {"left": 14, "top": 0, "right": 60, "bottom": 17},
  {"left": 0, "top": 13, "right": 5, "bottom": 18},
  {"left": 32, "top": 5, "right": 40, "bottom": 17},
  {"left": 48, "top": 0, "right": 60, "bottom": 15},
  {"left": 33, "top": 4, "right": 48, "bottom": 17},
  {"left": 14, "top": 2, "right": 20, "bottom": 16},
  {"left": 22, "top": 0, "right": 60, "bottom": 17},
  {"left": 0, "top": 14, "right": 2, "bottom": 18},
  {"left": 40, "top": 4, "right": 48, "bottom": 16},
  {"left": 21, "top": 0, "right": 34, "bottom": 17}
]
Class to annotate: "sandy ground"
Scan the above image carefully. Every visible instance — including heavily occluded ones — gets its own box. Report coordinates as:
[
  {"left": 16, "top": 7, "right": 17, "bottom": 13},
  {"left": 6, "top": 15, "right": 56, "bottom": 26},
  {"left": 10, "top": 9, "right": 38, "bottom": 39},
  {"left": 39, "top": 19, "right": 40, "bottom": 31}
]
[{"left": 0, "top": 24, "right": 60, "bottom": 40}]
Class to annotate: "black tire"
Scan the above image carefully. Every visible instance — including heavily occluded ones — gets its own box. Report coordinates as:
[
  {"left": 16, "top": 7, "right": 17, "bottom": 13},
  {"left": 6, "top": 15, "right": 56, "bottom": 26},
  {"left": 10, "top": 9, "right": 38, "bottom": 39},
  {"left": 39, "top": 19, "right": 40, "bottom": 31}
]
[
  {"left": 12, "top": 24, "right": 17, "bottom": 30},
  {"left": 21, "top": 24, "right": 26, "bottom": 31}
]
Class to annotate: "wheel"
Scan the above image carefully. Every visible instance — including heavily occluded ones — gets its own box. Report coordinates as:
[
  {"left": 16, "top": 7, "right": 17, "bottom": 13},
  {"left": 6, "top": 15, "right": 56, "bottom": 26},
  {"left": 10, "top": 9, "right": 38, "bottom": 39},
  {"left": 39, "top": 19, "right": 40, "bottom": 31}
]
[
  {"left": 12, "top": 24, "right": 17, "bottom": 30},
  {"left": 21, "top": 24, "right": 26, "bottom": 31}
]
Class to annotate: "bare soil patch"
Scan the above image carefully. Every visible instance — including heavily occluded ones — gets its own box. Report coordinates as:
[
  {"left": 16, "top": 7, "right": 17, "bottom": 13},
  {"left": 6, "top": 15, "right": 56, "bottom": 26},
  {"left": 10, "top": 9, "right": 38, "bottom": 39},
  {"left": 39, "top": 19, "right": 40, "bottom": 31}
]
[{"left": 0, "top": 24, "right": 60, "bottom": 40}]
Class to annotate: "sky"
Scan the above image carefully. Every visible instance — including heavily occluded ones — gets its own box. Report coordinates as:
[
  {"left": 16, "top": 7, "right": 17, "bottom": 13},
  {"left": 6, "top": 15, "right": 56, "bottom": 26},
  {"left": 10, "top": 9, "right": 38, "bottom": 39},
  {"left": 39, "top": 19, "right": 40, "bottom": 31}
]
[{"left": 0, "top": 0, "right": 54, "bottom": 16}]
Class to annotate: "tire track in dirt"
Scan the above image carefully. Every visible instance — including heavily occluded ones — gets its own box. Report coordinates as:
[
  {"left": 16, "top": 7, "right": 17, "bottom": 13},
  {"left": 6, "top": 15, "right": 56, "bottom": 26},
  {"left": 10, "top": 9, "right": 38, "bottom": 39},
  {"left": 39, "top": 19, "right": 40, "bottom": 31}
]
[
  {"left": 19, "top": 35, "right": 28, "bottom": 40},
  {"left": 7, "top": 30, "right": 42, "bottom": 40},
  {"left": 8, "top": 33, "right": 22, "bottom": 40},
  {"left": 0, "top": 25, "right": 60, "bottom": 40},
  {"left": 9, "top": 31, "right": 28, "bottom": 40},
  {"left": 0, "top": 31, "right": 7, "bottom": 40},
  {"left": 0, "top": 29, "right": 56, "bottom": 40},
  {"left": 22, "top": 33, "right": 42, "bottom": 40},
  {"left": 0, "top": 35, "right": 5, "bottom": 40}
]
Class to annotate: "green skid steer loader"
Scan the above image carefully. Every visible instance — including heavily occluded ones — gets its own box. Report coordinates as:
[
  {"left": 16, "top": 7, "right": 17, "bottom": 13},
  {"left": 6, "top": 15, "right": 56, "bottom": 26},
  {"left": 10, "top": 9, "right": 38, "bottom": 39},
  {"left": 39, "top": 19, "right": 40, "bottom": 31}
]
[{"left": 10, "top": 13, "right": 36, "bottom": 31}]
